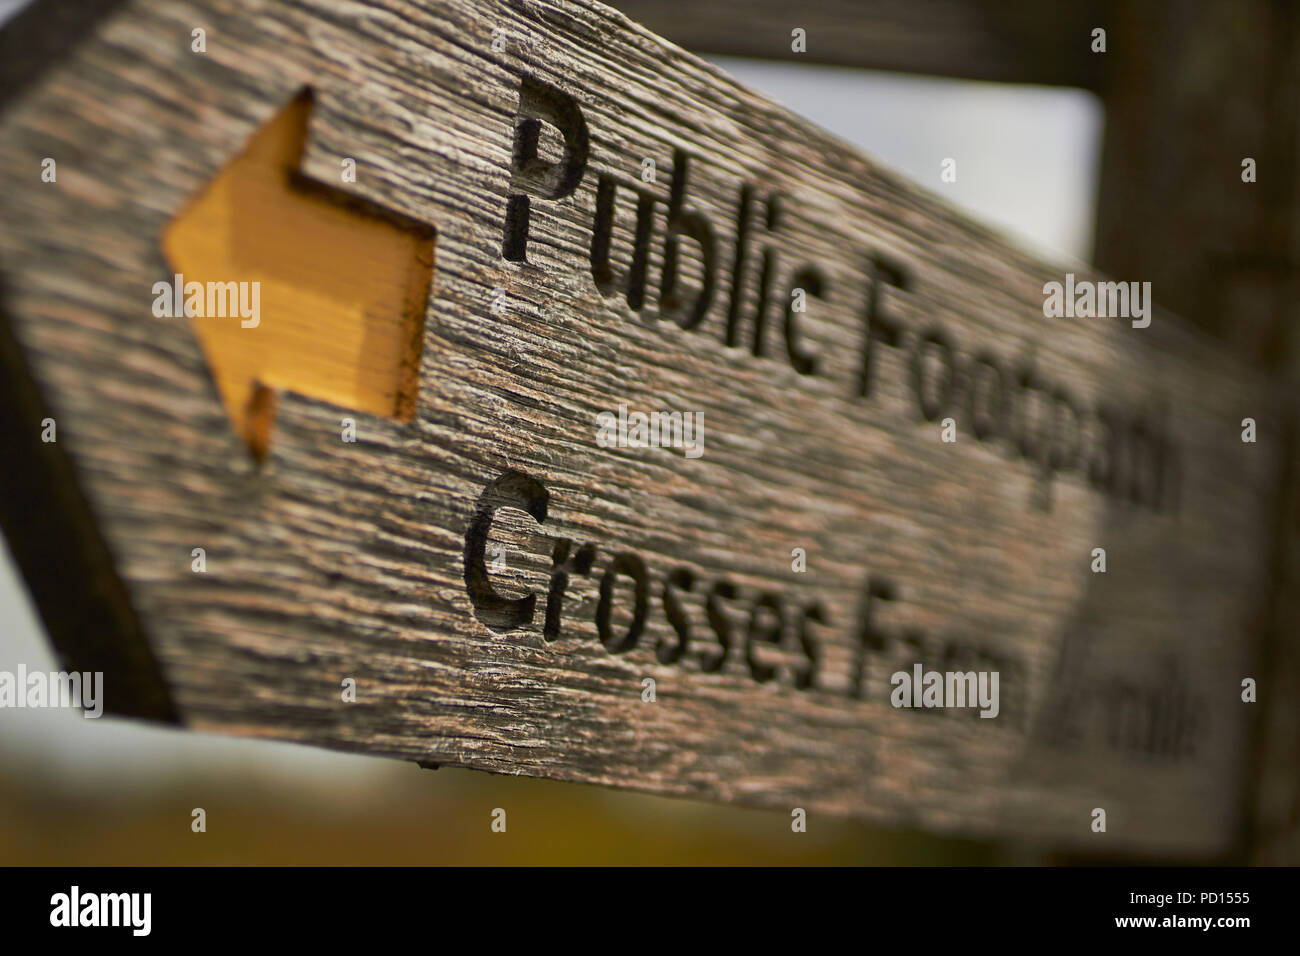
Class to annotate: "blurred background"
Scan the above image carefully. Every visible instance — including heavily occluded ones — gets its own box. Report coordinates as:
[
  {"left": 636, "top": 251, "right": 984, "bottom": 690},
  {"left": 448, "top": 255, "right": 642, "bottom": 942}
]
[{"left": 0, "top": 0, "right": 1112, "bottom": 864}]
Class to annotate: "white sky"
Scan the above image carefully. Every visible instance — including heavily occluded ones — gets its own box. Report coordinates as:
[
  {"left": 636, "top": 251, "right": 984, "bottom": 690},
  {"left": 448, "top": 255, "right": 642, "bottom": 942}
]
[{"left": 712, "top": 56, "right": 1101, "bottom": 263}]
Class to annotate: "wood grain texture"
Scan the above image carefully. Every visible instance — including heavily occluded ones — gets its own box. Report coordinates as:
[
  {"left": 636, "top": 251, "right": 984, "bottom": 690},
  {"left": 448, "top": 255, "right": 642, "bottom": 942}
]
[
  {"left": 0, "top": 0, "right": 1283, "bottom": 856},
  {"left": 0, "top": 277, "right": 179, "bottom": 722}
]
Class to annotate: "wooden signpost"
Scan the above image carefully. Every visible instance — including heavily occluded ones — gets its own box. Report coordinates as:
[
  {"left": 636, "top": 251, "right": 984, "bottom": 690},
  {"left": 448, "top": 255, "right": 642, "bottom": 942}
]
[{"left": 0, "top": 0, "right": 1287, "bottom": 857}]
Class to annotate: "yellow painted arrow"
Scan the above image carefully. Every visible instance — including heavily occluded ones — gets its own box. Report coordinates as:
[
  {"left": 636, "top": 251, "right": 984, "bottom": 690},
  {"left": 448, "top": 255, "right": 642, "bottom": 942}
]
[{"left": 163, "top": 89, "right": 434, "bottom": 461}]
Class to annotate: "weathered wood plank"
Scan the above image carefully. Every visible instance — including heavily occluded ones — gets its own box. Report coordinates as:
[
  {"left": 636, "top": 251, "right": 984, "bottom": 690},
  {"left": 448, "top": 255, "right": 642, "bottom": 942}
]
[{"left": 0, "top": 0, "right": 1281, "bottom": 855}]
